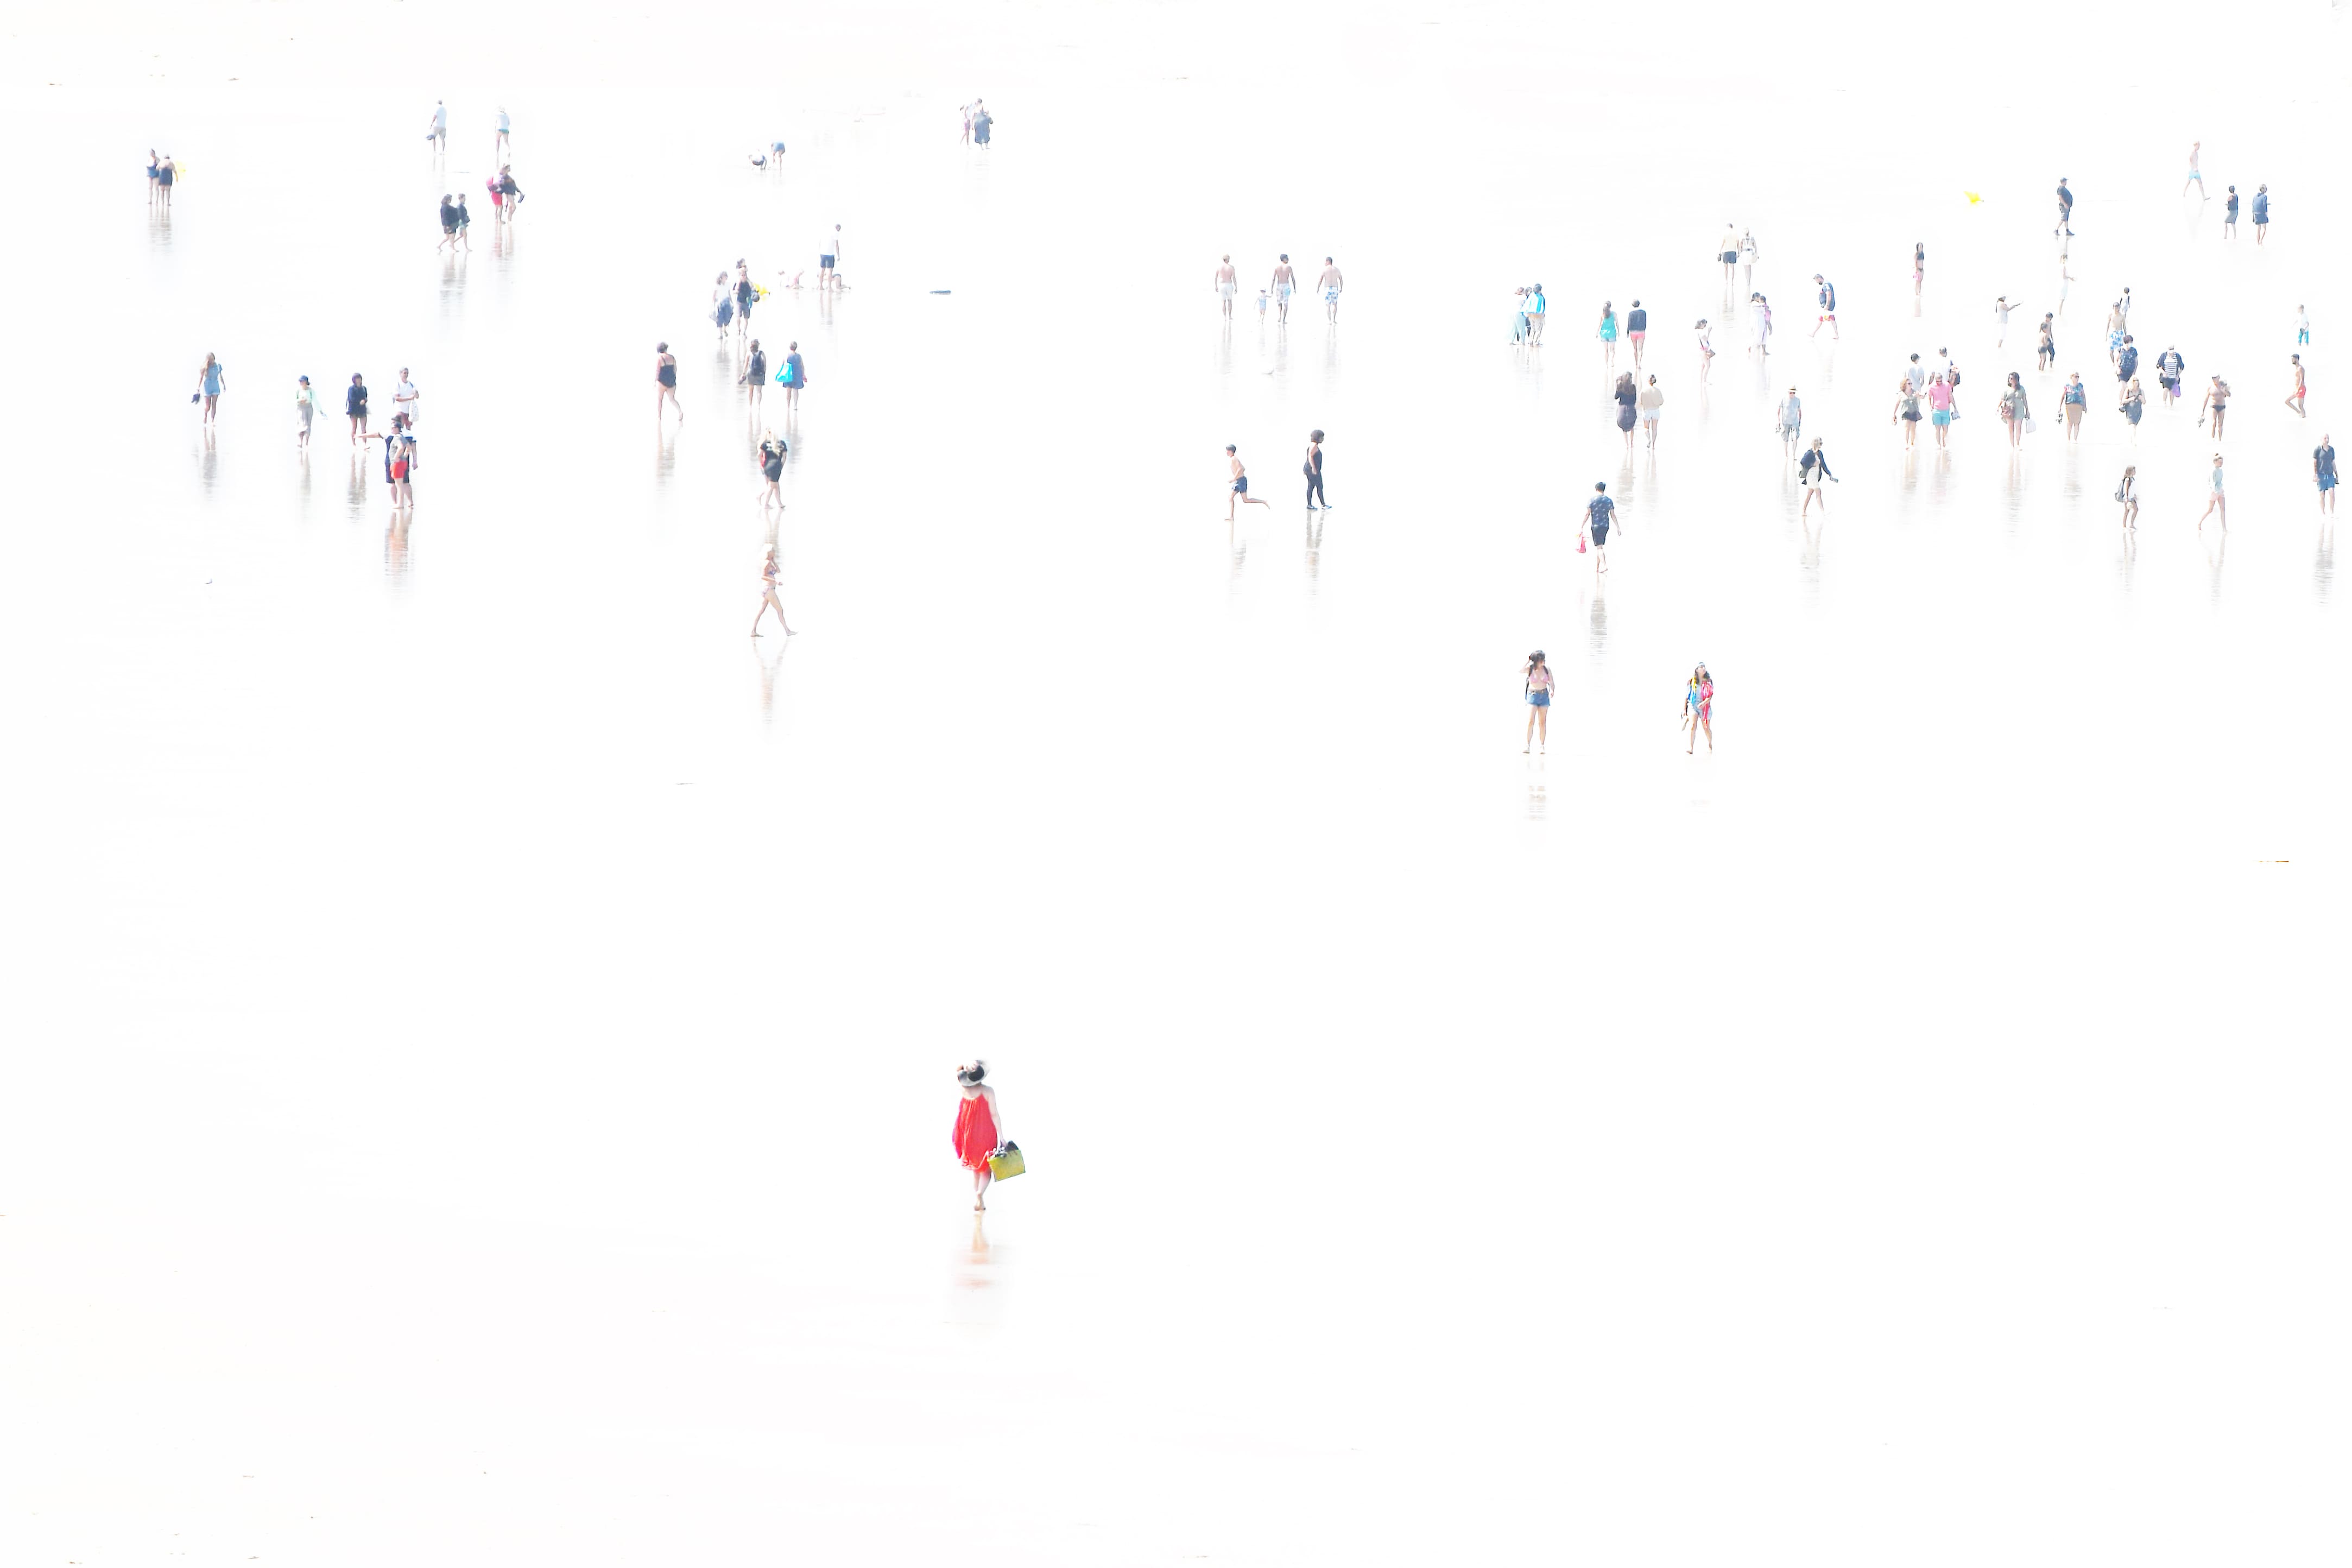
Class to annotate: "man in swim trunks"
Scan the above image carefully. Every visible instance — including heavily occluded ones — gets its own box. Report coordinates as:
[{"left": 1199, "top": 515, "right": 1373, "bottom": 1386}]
[
  {"left": 1316, "top": 257, "right": 1344, "bottom": 322},
  {"left": 819, "top": 224, "right": 842, "bottom": 290},
  {"left": 1269, "top": 254, "right": 1296, "bottom": 323},
  {"left": 1225, "top": 445, "right": 1272, "bottom": 521},
  {"left": 1215, "top": 255, "right": 1237, "bottom": 319},
  {"left": 1811, "top": 274, "right": 1837, "bottom": 339},
  {"left": 427, "top": 100, "right": 447, "bottom": 153},
  {"left": 2054, "top": 176, "right": 2073, "bottom": 237}
]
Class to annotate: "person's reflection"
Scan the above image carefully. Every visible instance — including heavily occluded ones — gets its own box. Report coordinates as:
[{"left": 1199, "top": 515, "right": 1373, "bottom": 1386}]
[
  {"left": 199, "top": 432, "right": 218, "bottom": 493},
  {"left": 1526, "top": 762, "right": 1547, "bottom": 820},
  {"left": 756, "top": 626, "right": 792, "bottom": 722},
  {"left": 2203, "top": 531, "right": 2227, "bottom": 603},
  {"left": 2316, "top": 526, "right": 2334, "bottom": 603},
  {"left": 384, "top": 513, "right": 411, "bottom": 580},
  {"left": 1228, "top": 518, "right": 1248, "bottom": 587},
  {"left": 654, "top": 427, "right": 678, "bottom": 484},
  {"left": 1584, "top": 580, "right": 1608, "bottom": 651},
  {"left": 1304, "top": 511, "right": 1323, "bottom": 585}
]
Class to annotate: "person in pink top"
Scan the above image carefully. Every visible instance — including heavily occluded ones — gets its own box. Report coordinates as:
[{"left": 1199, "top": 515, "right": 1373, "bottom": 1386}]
[{"left": 1927, "top": 372, "right": 1954, "bottom": 448}]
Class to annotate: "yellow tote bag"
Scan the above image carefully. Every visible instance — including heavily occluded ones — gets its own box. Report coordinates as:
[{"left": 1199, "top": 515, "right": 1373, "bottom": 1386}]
[{"left": 988, "top": 1142, "right": 1025, "bottom": 1181}]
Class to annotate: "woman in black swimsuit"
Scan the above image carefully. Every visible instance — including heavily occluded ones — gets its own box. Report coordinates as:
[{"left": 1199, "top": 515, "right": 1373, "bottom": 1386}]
[
  {"left": 655, "top": 343, "right": 682, "bottom": 423},
  {"left": 743, "top": 339, "right": 767, "bottom": 423},
  {"left": 346, "top": 372, "right": 369, "bottom": 444},
  {"left": 1613, "top": 372, "right": 1638, "bottom": 452}
]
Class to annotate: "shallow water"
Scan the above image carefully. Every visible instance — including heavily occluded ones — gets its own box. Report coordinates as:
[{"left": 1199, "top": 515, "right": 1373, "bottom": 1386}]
[{"left": 3, "top": 4, "right": 2347, "bottom": 1564}]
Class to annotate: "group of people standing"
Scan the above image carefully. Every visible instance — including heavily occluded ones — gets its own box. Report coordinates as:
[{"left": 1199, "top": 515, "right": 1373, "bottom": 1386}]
[{"left": 1217, "top": 255, "right": 1344, "bottom": 323}]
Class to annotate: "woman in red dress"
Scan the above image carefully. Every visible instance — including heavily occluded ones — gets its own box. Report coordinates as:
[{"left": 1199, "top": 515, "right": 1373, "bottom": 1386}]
[{"left": 952, "top": 1061, "right": 1004, "bottom": 1211}]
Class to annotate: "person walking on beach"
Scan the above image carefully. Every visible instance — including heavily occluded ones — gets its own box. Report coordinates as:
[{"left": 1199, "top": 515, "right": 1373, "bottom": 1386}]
[
  {"left": 1226, "top": 445, "right": 1271, "bottom": 520},
  {"left": 1893, "top": 377, "right": 1923, "bottom": 447},
  {"left": 1683, "top": 664, "right": 1714, "bottom": 754},
  {"left": 1526, "top": 282, "right": 1546, "bottom": 344},
  {"left": 1213, "top": 255, "right": 1237, "bottom": 318},
  {"left": 2224, "top": 186, "right": 2239, "bottom": 238},
  {"left": 1719, "top": 225, "right": 1740, "bottom": 284},
  {"left": 972, "top": 102, "right": 993, "bottom": 146},
  {"left": 1523, "top": 650, "right": 1554, "bottom": 754},
  {"left": 952, "top": 1061, "right": 1006, "bottom": 1211},
  {"left": 2115, "top": 337, "right": 2138, "bottom": 393},
  {"left": 427, "top": 99, "right": 446, "bottom": 153},
  {"left": 495, "top": 106, "right": 511, "bottom": 161},
  {"left": 346, "top": 372, "right": 369, "bottom": 443},
  {"left": 293, "top": 375, "right": 316, "bottom": 450},
  {"left": 2054, "top": 176, "right": 2073, "bottom": 237},
  {"left": 735, "top": 261, "right": 757, "bottom": 334},
  {"left": 1905, "top": 354, "right": 1929, "bottom": 397},
  {"left": 1776, "top": 385, "right": 1803, "bottom": 457},
  {"left": 1612, "top": 372, "right": 1638, "bottom": 451},
  {"left": 780, "top": 342, "right": 807, "bottom": 412},
  {"left": 712, "top": 271, "right": 735, "bottom": 342},
  {"left": 2253, "top": 184, "right": 2271, "bottom": 244},
  {"left": 1316, "top": 257, "right": 1344, "bottom": 322},
  {"left": 1913, "top": 241, "right": 1925, "bottom": 297},
  {"left": 2118, "top": 465, "right": 2140, "bottom": 528},
  {"left": 2120, "top": 378, "right": 2145, "bottom": 430},
  {"left": 1638, "top": 375, "right": 1665, "bottom": 449},
  {"left": 452, "top": 192, "right": 470, "bottom": 249},
  {"left": 655, "top": 342, "right": 683, "bottom": 423},
  {"left": 819, "top": 224, "right": 843, "bottom": 290},
  {"left": 438, "top": 193, "right": 461, "bottom": 252},
  {"left": 1583, "top": 482, "right": 1617, "bottom": 572},
  {"left": 2201, "top": 374, "right": 2229, "bottom": 438},
  {"left": 1695, "top": 318, "right": 1714, "bottom": 380},
  {"left": 1750, "top": 293, "right": 1772, "bottom": 358},
  {"left": 1270, "top": 254, "right": 1297, "bottom": 323},
  {"left": 751, "top": 545, "right": 796, "bottom": 635},
  {"left": 754, "top": 430, "right": 787, "bottom": 510},
  {"left": 2000, "top": 372, "right": 2032, "bottom": 446},
  {"left": 1927, "top": 371, "right": 1953, "bottom": 447},
  {"left": 393, "top": 368, "right": 419, "bottom": 427},
  {"left": 2198, "top": 453, "right": 2227, "bottom": 530},
  {"left": 495, "top": 165, "right": 523, "bottom": 219},
  {"left": 1994, "top": 295, "right": 2018, "bottom": 347},
  {"left": 147, "top": 149, "right": 160, "bottom": 207},
  {"left": 2157, "top": 345, "right": 2185, "bottom": 407},
  {"left": 743, "top": 339, "right": 768, "bottom": 422},
  {"left": 2297, "top": 305, "right": 2310, "bottom": 346},
  {"left": 1811, "top": 274, "right": 1837, "bottom": 338},
  {"left": 1304, "top": 429, "right": 1327, "bottom": 509},
  {"left": 1597, "top": 301, "right": 1618, "bottom": 367},
  {"left": 2062, "top": 371, "right": 2087, "bottom": 438},
  {"left": 1799, "top": 437, "right": 1833, "bottom": 515},
  {"left": 2037, "top": 314, "right": 2057, "bottom": 370},
  {"left": 155, "top": 154, "right": 175, "bottom": 209},
  {"left": 194, "top": 353, "right": 225, "bottom": 425},
  {"left": 2286, "top": 355, "right": 2307, "bottom": 417},
  {"left": 1627, "top": 300, "right": 1649, "bottom": 368},
  {"left": 2184, "top": 142, "right": 2206, "bottom": 199},
  {"left": 1738, "top": 229, "right": 1759, "bottom": 292},
  {"left": 2316, "top": 435, "right": 2338, "bottom": 515}
]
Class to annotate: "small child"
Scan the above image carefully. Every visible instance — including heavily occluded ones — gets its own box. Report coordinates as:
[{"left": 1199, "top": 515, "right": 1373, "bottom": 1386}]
[{"left": 1255, "top": 288, "right": 1270, "bottom": 317}]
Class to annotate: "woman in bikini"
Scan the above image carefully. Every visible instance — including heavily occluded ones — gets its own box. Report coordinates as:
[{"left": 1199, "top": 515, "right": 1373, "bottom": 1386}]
[{"left": 655, "top": 342, "right": 683, "bottom": 422}]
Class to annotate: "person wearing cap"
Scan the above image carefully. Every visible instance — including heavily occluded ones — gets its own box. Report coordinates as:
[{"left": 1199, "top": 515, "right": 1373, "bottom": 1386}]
[
  {"left": 1226, "top": 445, "right": 1272, "bottom": 521},
  {"left": 1522, "top": 650, "right": 1554, "bottom": 755}
]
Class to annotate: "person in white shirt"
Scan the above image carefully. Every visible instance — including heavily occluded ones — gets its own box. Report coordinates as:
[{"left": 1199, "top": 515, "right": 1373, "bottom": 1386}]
[
  {"left": 427, "top": 100, "right": 446, "bottom": 151},
  {"left": 394, "top": 368, "right": 419, "bottom": 426},
  {"left": 819, "top": 224, "right": 842, "bottom": 290},
  {"left": 495, "top": 106, "right": 511, "bottom": 160},
  {"left": 1905, "top": 354, "right": 1928, "bottom": 396}
]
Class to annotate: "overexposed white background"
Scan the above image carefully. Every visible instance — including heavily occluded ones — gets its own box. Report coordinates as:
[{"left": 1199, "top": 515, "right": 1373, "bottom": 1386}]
[{"left": 2, "top": 3, "right": 2345, "bottom": 1564}]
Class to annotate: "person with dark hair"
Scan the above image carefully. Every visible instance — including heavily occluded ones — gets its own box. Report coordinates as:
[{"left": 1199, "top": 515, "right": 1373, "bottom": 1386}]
[
  {"left": 2314, "top": 435, "right": 2337, "bottom": 515},
  {"left": 1612, "top": 372, "right": 1637, "bottom": 450},
  {"left": 1316, "top": 257, "right": 1343, "bottom": 321},
  {"left": 1583, "top": 481, "right": 1617, "bottom": 572},
  {"left": 1627, "top": 299, "right": 1649, "bottom": 367},
  {"left": 1999, "top": 371, "right": 2032, "bottom": 446},
  {"left": 2199, "top": 453, "right": 2227, "bottom": 531},
  {"left": 754, "top": 429, "right": 787, "bottom": 511},
  {"left": 655, "top": 342, "right": 682, "bottom": 423},
  {"left": 1811, "top": 274, "right": 1837, "bottom": 339},
  {"left": 2253, "top": 183, "right": 2271, "bottom": 244},
  {"left": 1270, "top": 254, "right": 1297, "bottom": 323},
  {"left": 1522, "top": 650, "right": 1553, "bottom": 755},
  {"left": 780, "top": 342, "right": 807, "bottom": 412},
  {"left": 2054, "top": 176, "right": 2073, "bottom": 237},
  {"left": 2224, "top": 185, "right": 2239, "bottom": 238},
  {"left": 952, "top": 1061, "right": 1006, "bottom": 1211},
  {"left": 438, "top": 193, "right": 460, "bottom": 252},
  {"left": 1303, "top": 429, "right": 1327, "bottom": 510},
  {"left": 742, "top": 339, "right": 767, "bottom": 422},
  {"left": 346, "top": 372, "right": 369, "bottom": 444},
  {"left": 1226, "top": 445, "right": 1271, "bottom": 521}
]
